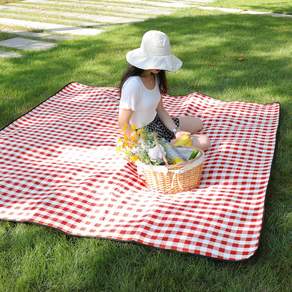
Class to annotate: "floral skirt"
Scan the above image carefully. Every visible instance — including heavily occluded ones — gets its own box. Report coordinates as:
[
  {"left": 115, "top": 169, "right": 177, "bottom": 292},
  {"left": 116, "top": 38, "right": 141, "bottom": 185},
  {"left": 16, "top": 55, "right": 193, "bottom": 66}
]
[{"left": 140, "top": 113, "right": 180, "bottom": 142}]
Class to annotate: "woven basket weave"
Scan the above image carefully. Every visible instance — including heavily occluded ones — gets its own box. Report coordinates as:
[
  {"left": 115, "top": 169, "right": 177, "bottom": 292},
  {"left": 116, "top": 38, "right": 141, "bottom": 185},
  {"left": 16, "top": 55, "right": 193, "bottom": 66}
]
[{"left": 136, "top": 148, "right": 205, "bottom": 194}]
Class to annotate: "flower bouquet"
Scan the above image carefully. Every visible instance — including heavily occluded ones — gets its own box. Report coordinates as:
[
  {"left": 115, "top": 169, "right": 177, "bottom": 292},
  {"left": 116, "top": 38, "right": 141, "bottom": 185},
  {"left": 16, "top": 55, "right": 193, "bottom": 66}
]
[{"left": 116, "top": 124, "right": 205, "bottom": 193}]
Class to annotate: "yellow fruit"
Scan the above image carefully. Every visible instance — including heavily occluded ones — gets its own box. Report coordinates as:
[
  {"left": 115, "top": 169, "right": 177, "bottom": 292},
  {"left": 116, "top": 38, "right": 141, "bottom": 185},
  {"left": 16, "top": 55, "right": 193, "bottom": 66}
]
[
  {"left": 173, "top": 134, "right": 193, "bottom": 147},
  {"left": 172, "top": 156, "right": 185, "bottom": 164}
]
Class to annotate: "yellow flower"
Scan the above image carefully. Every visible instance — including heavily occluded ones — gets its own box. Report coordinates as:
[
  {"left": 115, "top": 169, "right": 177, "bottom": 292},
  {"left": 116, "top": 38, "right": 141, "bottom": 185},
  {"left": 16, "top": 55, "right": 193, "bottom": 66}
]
[
  {"left": 116, "top": 137, "right": 123, "bottom": 145},
  {"left": 130, "top": 132, "right": 139, "bottom": 143},
  {"left": 129, "top": 155, "right": 139, "bottom": 162},
  {"left": 115, "top": 146, "right": 122, "bottom": 152},
  {"left": 136, "top": 129, "right": 142, "bottom": 136},
  {"left": 130, "top": 123, "right": 138, "bottom": 131}
]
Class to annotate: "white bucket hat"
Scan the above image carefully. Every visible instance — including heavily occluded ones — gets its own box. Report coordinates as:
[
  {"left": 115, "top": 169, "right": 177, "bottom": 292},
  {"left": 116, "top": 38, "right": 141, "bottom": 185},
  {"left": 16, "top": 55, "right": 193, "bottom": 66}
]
[{"left": 126, "top": 30, "right": 183, "bottom": 72}]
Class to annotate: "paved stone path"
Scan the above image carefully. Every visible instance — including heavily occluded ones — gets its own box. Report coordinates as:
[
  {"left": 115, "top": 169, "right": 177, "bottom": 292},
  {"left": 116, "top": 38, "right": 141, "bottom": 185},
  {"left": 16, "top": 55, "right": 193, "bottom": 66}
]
[
  {"left": 0, "top": 28, "right": 73, "bottom": 40},
  {"left": 0, "top": 50, "right": 22, "bottom": 58},
  {"left": 6, "top": 0, "right": 291, "bottom": 59},
  {"left": 0, "top": 37, "right": 57, "bottom": 50},
  {"left": 0, "top": 0, "right": 214, "bottom": 58}
]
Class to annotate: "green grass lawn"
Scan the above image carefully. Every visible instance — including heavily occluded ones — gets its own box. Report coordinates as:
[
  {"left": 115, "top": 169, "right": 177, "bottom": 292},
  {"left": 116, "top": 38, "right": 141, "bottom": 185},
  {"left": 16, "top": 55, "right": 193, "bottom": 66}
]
[
  {"left": 0, "top": 7, "right": 291, "bottom": 292},
  {"left": 211, "top": 0, "right": 292, "bottom": 14}
]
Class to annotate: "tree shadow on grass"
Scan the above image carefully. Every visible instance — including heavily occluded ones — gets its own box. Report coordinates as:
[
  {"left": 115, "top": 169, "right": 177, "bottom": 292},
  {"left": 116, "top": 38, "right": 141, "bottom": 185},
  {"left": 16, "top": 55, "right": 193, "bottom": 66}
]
[
  {"left": 0, "top": 11, "right": 291, "bottom": 291},
  {"left": 1, "top": 13, "right": 292, "bottom": 102}
]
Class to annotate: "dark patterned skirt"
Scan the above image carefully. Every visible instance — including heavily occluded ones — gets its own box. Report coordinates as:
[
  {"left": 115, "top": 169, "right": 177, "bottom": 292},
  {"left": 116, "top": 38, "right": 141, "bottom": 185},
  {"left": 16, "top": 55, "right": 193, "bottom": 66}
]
[{"left": 139, "top": 113, "right": 180, "bottom": 142}]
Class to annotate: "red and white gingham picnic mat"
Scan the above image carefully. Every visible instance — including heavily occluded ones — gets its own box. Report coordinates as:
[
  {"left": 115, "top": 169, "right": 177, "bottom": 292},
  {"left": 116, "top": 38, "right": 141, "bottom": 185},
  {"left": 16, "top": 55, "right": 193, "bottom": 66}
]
[{"left": 0, "top": 82, "right": 280, "bottom": 261}]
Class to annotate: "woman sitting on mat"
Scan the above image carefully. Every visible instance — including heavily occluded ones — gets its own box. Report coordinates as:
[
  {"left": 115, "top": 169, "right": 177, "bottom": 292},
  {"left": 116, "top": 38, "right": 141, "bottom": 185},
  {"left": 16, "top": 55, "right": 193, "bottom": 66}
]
[{"left": 118, "top": 30, "right": 211, "bottom": 151}]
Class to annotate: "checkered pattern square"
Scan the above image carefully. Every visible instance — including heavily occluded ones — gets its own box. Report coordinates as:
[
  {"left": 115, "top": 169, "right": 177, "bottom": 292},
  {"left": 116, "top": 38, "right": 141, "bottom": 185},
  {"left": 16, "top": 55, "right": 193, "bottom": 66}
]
[{"left": 0, "top": 82, "right": 280, "bottom": 261}]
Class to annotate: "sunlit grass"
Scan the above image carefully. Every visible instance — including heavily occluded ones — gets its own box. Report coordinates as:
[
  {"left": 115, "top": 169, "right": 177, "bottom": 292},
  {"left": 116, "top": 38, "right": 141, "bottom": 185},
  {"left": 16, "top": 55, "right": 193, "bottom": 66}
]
[
  {"left": 210, "top": 0, "right": 292, "bottom": 14},
  {"left": 0, "top": 0, "right": 20, "bottom": 3}
]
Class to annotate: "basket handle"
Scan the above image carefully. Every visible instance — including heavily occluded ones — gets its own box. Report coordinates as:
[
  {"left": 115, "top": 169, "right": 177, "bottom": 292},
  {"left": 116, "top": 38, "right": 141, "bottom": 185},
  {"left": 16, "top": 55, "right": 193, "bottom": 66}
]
[
  {"left": 170, "top": 172, "right": 183, "bottom": 191},
  {"left": 168, "top": 153, "right": 204, "bottom": 191}
]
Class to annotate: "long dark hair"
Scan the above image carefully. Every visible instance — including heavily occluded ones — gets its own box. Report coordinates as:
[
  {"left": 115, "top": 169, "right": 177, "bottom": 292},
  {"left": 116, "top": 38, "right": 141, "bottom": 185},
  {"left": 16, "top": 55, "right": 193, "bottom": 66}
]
[{"left": 119, "top": 64, "right": 168, "bottom": 96}]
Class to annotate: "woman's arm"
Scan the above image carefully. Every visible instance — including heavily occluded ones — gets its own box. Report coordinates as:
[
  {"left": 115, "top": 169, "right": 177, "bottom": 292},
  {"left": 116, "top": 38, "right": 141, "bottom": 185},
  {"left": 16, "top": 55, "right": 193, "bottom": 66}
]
[
  {"left": 156, "top": 98, "right": 179, "bottom": 133},
  {"left": 118, "top": 108, "right": 134, "bottom": 135}
]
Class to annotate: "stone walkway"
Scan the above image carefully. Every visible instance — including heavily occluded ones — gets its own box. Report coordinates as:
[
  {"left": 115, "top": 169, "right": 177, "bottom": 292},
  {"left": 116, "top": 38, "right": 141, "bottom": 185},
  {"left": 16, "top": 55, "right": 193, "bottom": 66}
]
[
  {"left": 2, "top": 0, "right": 289, "bottom": 59},
  {"left": 0, "top": 0, "right": 213, "bottom": 58}
]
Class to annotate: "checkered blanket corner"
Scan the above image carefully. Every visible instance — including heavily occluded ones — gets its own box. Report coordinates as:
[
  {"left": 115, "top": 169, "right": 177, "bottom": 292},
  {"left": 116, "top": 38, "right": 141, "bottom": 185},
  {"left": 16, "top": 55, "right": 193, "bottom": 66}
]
[{"left": 0, "top": 81, "right": 280, "bottom": 261}]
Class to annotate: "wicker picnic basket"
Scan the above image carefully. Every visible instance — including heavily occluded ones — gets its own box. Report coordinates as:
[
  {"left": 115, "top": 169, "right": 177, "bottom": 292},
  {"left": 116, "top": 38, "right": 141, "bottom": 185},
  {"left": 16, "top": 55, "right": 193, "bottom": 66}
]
[{"left": 136, "top": 147, "right": 205, "bottom": 194}]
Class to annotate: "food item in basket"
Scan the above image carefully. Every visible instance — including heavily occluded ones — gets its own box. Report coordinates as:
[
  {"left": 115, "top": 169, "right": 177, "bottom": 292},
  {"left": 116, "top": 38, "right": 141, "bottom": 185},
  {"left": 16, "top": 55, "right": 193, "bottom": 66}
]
[
  {"left": 162, "top": 143, "right": 201, "bottom": 165},
  {"left": 176, "top": 148, "right": 200, "bottom": 160},
  {"left": 116, "top": 125, "right": 201, "bottom": 168},
  {"left": 148, "top": 144, "right": 166, "bottom": 164},
  {"left": 171, "top": 132, "right": 193, "bottom": 147},
  {"left": 163, "top": 142, "right": 185, "bottom": 163},
  {"left": 171, "top": 156, "right": 185, "bottom": 164},
  {"left": 136, "top": 147, "right": 205, "bottom": 194},
  {"left": 188, "top": 149, "right": 200, "bottom": 160}
]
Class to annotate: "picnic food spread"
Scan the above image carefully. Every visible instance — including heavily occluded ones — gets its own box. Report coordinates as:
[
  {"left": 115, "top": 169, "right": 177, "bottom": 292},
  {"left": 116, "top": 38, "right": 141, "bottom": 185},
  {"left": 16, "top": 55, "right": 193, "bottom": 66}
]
[{"left": 116, "top": 124, "right": 205, "bottom": 193}]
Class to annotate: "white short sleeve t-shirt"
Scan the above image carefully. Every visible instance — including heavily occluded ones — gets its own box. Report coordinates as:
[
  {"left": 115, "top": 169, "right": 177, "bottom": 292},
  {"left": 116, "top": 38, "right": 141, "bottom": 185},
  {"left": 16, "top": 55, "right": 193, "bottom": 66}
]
[{"left": 119, "top": 75, "right": 161, "bottom": 128}]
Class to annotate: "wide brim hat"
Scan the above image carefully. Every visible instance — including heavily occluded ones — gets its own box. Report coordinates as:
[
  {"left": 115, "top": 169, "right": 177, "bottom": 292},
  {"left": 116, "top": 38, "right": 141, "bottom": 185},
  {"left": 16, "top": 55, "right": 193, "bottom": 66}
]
[{"left": 126, "top": 30, "right": 183, "bottom": 72}]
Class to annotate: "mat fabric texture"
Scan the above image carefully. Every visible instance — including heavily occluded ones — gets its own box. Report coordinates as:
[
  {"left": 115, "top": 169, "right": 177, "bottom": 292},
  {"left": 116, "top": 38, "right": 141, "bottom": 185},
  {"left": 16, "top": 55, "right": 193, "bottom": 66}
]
[{"left": 0, "top": 82, "right": 280, "bottom": 261}]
